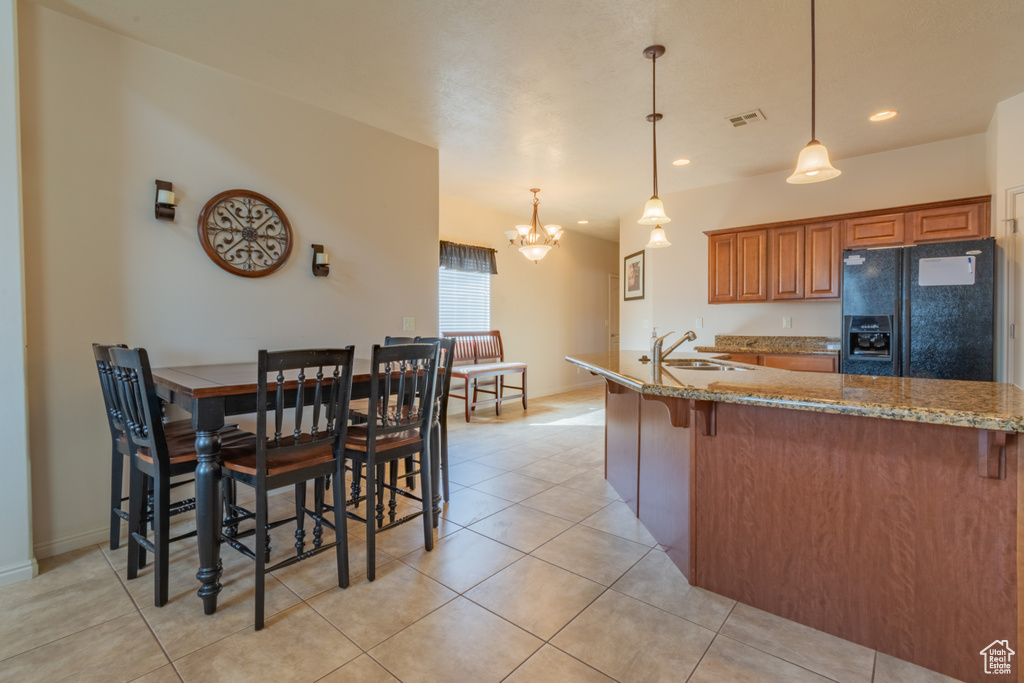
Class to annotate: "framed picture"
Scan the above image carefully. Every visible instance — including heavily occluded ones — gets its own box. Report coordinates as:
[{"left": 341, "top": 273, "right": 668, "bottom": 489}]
[{"left": 624, "top": 250, "right": 645, "bottom": 301}]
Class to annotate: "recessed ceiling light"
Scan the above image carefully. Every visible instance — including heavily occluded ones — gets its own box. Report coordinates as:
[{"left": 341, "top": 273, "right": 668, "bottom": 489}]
[
  {"left": 870, "top": 110, "right": 897, "bottom": 122},
  {"left": 672, "top": 158, "right": 691, "bottom": 166},
  {"left": 577, "top": 220, "right": 589, "bottom": 224}
]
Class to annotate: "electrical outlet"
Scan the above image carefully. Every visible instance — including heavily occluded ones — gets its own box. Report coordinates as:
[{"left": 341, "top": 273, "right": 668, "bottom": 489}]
[
  {"left": 403, "top": 317, "right": 415, "bottom": 331},
  {"left": 782, "top": 317, "right": 792, "bottom": 329},
  {"left": 695, "top": 317, "right": 703, "bottom": 329}
]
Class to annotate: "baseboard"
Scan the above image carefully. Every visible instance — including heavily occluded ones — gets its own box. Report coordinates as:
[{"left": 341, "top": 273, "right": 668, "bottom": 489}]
[
  {"left": 34, "top": 526, "right": 108, "bottom": 560},
  {"left": 0, "top": 558, "right": 38, "bottom": 587}
]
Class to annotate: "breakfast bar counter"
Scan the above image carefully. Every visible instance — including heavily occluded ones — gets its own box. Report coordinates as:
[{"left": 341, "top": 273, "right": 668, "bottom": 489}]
[{"left": 566, "top": 350, "right": 1022, "bottom": 683}]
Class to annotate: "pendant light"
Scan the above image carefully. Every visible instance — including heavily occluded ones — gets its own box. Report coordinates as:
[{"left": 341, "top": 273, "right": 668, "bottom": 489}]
[
  {"left": 787, "top": 0, "right": 840, "bottom": 184},
  {"left": 504, "top": 188, "right": 562, "bottom": 263},
  {"left": 639, "top": 45, "right": 671, "bottom": 248}
]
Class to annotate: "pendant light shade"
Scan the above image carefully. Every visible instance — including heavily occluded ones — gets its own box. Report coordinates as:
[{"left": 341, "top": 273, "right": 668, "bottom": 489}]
[
  {"left": 787, "top": 0, "right": 840, "bottom": 185},
  {"left": 638, "top": 45, "right": 673, "bottom": 247},
  {"left": 645, "top": 226, "right": 672, "bottom": 249},
  {"left": 638, "top": 197, "right": 671, "bottom": 226},
  {"left": 788, "top": 141, "right": 841, "bottom": 184}
]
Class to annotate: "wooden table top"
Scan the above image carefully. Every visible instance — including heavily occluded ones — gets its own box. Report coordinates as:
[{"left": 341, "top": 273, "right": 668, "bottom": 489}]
[{"left": 152, "top": 360, "right": 376, "bottom": 400}]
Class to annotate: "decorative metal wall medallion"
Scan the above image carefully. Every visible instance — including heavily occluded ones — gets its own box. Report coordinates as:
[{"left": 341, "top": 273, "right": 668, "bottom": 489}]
[{"left": 197, "top": 189, "right": 293, "bottom": 277}]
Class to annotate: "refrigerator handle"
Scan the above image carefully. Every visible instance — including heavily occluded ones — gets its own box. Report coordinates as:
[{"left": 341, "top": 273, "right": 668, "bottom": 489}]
[{"left": 902, "top": 298, "right": 911, "bottom": 377}]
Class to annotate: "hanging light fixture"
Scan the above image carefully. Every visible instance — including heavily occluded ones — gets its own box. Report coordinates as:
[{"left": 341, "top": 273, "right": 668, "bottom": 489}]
[
  {"left": 504, "top": 188, "right": 562, "bottom": 263},
  {"left": 787, "top": 0, "right": 841, "bottom": 184},
  {"left": 639, "top": 45, "right": 671, "bottom": 248}
]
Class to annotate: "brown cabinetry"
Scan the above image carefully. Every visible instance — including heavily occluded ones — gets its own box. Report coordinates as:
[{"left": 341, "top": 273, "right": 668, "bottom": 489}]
[
  {"left": 842, "top": 213, "right": 905, "bottom": 249},
  {"left": 726, "top": 352, "right": 837, "bottom": 373},
  {"left": 909, "top": 202, "right": 986, "bottom": 243},
  {"left": 769, "top": 226, "right": 804, "bottom": 300},
  {"left": 805, "top": 222, "right": 840, "bottom": 298},
  {"left": 705, "top": 196, "right": 989, "bottom": 304},
  {"left": 737, "top": 230, "right": 767, "bottom": 302},
  {"left": 708, "top": 233, "right": 736, "bottom": 303}
]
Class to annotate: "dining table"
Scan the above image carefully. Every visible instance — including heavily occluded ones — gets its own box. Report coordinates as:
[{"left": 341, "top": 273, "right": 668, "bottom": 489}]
[{"left": 151, "top": 359, "right": 442, "bottom": 615}]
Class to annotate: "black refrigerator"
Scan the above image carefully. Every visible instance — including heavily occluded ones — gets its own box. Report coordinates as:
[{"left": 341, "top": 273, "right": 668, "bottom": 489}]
[{"left": 841, "top": 237, "right": 994, "bottom": 380}]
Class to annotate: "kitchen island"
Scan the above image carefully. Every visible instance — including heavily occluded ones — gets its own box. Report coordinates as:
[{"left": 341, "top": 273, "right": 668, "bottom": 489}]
[{"left": 566, "top": 350, "right": 1022, "bottom": 683}]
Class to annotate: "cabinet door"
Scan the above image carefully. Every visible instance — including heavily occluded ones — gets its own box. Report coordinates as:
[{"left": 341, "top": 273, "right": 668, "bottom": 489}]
[
  {"left": 843, "top": 213, "right": 905, "bottom": 248},
  {"left": 708, "top": 233, "right": 737, "bottom": 303},
  {"left": 761, "top": 354, "right": 837, "bottom": 373},
  {"left": 737, "top": 230, "right": 768, "bottom": 302},
  {"left": 909, "top": 203, "right": 986, "bottom": 243},
  {"left": 805, "top": 221, "right": 841, "bottom": 299},
  {"left": 769, "top": 226, "right": 805, "bottom": 300}
]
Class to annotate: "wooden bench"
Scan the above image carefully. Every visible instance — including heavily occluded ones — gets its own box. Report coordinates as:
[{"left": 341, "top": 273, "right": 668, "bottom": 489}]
[{"left": 441, "top": 331, "right": 527, "bottom": 422}]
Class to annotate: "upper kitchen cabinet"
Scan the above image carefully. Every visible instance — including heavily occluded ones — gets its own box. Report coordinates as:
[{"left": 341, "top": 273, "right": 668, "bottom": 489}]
[
  {"left": 805, "top": 221, "right": 840, "bottom": 299},
  {"left": 909, "top": 202, "right": 988, "bottom": 243},
  {"left": 708, "top": 233, "right": 737, "bottom": 303},
  {"left": 769, "top": 225, "right": 804, "bottom": 300},
  {"left": 737, "top": 230, "right": 768, "bottom": 302},
  {"left": 842, "top": 213, "right": 905, "bottom": 249},
  {"left": 704, "top": 196, "right": 989, "bottom": 304}
]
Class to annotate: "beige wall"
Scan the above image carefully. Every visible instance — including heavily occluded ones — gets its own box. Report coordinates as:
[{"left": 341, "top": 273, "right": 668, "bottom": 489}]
[
  {"left": 18, "top": 5, "right": 439, "bottom": 557},
  {"left": 440, "top": 197, "right": 619, "bottom": 397},
  {"left": 0, "top": 0, "right": 35, "bottom": 586},
  {"left": 619, "top": 134, "right": 991, "bottom": 352},
  {"left": 989, "top": 92, "right": 1024, "bottom": 385}
]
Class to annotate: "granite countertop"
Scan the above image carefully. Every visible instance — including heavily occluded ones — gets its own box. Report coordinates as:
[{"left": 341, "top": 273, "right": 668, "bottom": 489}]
[
  {"left": 566, "top": 350, "right": 1024, "bottom": 432},
  {"left": 694, "top": 335, "right": 841, "bottom": 357}
]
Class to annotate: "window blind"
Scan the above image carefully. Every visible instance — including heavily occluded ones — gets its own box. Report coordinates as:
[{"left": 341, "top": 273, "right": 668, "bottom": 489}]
[{"left": 439, "top": 268, "right": 490, "bottom": 332}]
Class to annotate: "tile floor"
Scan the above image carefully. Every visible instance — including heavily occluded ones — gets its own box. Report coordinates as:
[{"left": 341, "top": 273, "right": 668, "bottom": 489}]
[{"left": 0, "top": 385, "right": 962, "bottom": 682}]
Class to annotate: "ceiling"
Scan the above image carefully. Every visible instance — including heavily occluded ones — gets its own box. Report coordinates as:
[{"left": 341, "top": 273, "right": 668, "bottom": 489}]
[{"left": 28, "top": 0, "right": 1024, "bottom": 241}]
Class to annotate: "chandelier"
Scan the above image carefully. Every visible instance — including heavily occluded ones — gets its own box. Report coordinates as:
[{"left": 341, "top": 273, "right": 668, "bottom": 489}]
[
  {"left": 638, "top": 45, "right": 671, "bottom": 248},
  {"left": 503, "top": 188, "right": 563, "bottom": 263}
]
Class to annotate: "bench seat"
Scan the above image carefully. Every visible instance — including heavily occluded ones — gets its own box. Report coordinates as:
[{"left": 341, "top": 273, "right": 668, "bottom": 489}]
[{"left": 441, "top": 331, "right": 527, "bottom": 422}]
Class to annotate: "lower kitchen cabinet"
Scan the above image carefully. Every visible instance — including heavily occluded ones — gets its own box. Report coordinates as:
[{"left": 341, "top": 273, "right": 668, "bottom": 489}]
[{"left": 727, "top": 353, "right": 838, "bottom": 373}]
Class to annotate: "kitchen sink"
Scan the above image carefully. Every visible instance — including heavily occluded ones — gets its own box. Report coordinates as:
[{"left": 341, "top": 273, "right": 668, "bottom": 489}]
[{"left": 662, "top": 359, "right": 752, "bottom": 371}]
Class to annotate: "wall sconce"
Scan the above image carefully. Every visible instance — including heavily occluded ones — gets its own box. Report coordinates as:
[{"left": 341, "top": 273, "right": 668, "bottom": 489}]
[
  {"left": 311, "top": 244, "right": 330, "bottom": 277},
  {"left": 155, "top": 180, "right": 177, "bottom": 220}
]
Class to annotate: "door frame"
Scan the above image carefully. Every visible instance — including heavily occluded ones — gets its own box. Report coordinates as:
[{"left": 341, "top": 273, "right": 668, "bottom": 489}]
[
  {"left": 1000, "top": 185, "right": 1024, "bottom": 385},
  {"left": 608, "top": 273, "right": 619, "bottom": 353}
]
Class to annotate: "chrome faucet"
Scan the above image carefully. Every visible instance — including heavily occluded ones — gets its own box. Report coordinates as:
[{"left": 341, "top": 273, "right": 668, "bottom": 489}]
[{"left": 652, "top": 330, "right": 697, "bottom": 364}]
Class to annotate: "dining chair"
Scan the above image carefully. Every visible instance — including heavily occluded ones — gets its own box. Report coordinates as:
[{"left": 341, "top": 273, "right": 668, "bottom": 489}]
[
  {"left": 218, "top": 348, "right": 355, "bottom": 630},
  {"left": 412, "top": 336, "right": 455, "bottom": 503},
  {"left": 107, "top": 346, "right": 255, "bottom": 606},
  {"left": 344, "top": 342, "right": 439, "bottom": 580}
]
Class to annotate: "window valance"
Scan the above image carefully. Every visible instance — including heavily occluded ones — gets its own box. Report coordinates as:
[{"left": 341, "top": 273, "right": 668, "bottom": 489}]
[{"left": 439, "top": 240, "right": 498, "bottom": 275}]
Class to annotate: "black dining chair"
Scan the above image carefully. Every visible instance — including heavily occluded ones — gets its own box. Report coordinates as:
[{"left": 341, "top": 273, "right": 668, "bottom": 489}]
[
  {"left": 93, "top": 343, "right": 197, "bottom": 551},
  {"left": 218, "top": 348, "right": 355, "bottom": 630},
  {"left": 107, "top": 346, "right": 254, "bottom": 606},
  {"left": 344, "top": 342, "right": 439, "bottom": 580}
]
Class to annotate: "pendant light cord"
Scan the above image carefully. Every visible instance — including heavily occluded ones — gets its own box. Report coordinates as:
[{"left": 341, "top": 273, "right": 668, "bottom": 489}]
[
  {"left": 651, "top": 51, "right": 659, "bottom": 197},
  {"left": 810, "top": 0, "right": 816, "bottom": 142}
]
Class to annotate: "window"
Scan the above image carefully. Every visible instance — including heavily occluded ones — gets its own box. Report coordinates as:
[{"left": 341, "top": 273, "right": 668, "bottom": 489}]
[
  {"left": 439, "top": 268, "right": 490, "bottom": 332},
  {"left": 437, "top": 240, "right": 497, "bottom": 333}
]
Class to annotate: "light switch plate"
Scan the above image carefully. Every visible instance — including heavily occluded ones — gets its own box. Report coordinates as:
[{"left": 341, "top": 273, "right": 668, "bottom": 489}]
[
  {"left": 782, "top": 317, "right": 792, "bottom": 329},
  {"left": 695, "top": 317, "right": 703, "bottom": 328},
  {"left": 403, "top": 317, "right": 415, "bottom": 331}
]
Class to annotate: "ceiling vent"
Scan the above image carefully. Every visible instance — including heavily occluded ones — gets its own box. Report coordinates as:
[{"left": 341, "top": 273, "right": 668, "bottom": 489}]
[{"left": 726, "top": 109, "right": 767, "bottom": 127}]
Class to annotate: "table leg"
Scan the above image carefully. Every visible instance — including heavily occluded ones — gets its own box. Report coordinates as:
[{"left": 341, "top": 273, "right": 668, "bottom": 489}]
[{"left": 193, "top": 402, "right": 225, "bottom": 615}]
